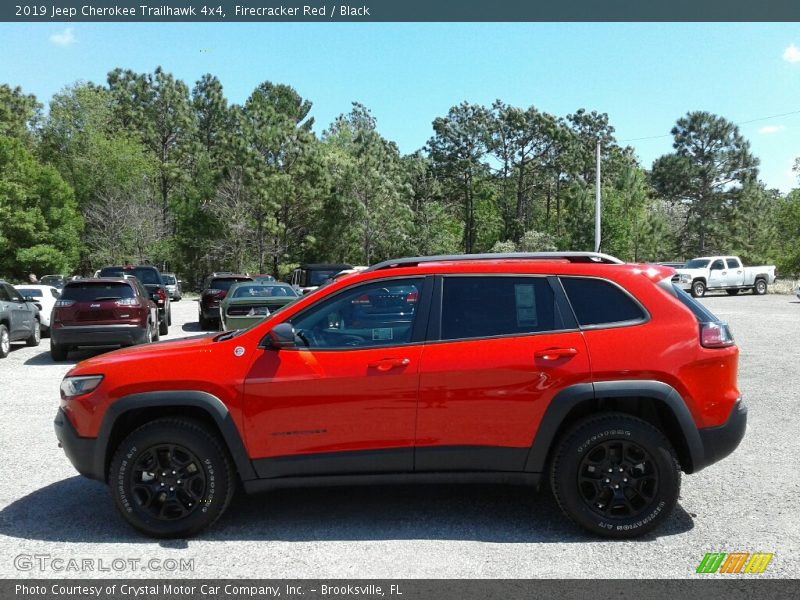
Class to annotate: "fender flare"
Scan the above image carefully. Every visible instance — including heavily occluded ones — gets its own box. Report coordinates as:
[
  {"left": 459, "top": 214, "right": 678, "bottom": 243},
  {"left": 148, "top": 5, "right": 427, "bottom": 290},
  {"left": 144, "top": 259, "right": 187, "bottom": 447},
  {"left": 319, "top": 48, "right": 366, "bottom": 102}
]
[
  {"left": 94, "top": 390, "right": 256, "bottom": 482},
  {"left": 523, "top": 380, "right": 704, "bottom": 474}
]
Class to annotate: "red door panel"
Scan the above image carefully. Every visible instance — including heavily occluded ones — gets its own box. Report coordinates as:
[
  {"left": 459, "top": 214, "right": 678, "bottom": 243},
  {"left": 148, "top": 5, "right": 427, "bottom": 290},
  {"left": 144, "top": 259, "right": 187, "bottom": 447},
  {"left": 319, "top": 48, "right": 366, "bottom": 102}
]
[
  {"left": 243, "top": 345, "right": 422, "bottom": 461},
  {"left": 415, "top": 331, "right": 592, "bottom": 468}
]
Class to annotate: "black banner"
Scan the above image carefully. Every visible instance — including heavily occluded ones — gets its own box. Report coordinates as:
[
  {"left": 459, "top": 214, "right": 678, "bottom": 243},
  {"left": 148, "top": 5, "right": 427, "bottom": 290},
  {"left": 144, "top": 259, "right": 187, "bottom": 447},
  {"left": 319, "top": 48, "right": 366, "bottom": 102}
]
[
  {"left": 3, "top": 0, "right": 800, "bottom": 22},
  {"left": 4, "top": 580, "right": 800, "bottom": 600}
]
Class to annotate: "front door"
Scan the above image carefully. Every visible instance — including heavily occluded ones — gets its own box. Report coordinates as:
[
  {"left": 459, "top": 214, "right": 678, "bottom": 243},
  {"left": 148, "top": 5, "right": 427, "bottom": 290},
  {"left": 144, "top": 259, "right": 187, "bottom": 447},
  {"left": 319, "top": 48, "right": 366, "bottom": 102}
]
[
  {"left": 708, "top": 259, "right": 726, "bottom": 289},
  {"left": 243, "top": 276, "right": 430, "bottom": 478},
  {"left": 415, "top": 275, "right": 592, "bottom": 472}
]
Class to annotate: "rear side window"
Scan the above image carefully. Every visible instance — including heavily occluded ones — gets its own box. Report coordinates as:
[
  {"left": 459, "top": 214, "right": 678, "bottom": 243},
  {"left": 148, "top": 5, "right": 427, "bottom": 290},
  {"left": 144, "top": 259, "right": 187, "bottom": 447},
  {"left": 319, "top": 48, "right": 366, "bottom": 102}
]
[
  {"left": 561, "top": 277, "right": 646, "bottom": 327},
  {"left": 61, "top": 282, "right": 135, "bottom": 301},
  {"left": 0, "top": 286, "right": 9, "bottom": 301},
  {"left": 670, "top": 284, "right": 718, "bottom": 322},
  {"left": 441, "top": 276, "right": 560, "bottom": 340},
  {"left": 725, "top": 258, "right": 739, "bottom": 269}
]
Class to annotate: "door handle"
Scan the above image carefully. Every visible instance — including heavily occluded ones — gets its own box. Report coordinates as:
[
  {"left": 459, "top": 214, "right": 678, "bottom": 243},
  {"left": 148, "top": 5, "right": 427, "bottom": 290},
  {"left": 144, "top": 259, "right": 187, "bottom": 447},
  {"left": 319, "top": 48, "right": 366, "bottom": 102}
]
[
  {"left": 534, "top": 347, "right": 578, "bottom": 361},
  {"left": 368, "top": 357, "right": 411, "bottom": 372}
]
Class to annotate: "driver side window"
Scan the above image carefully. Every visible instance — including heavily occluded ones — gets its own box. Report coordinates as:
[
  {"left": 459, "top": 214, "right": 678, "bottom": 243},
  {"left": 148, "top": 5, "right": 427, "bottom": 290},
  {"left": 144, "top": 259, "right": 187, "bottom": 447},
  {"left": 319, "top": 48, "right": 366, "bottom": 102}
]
[{"left": 290, "top": 278, "right": 424, "bottom": 349}]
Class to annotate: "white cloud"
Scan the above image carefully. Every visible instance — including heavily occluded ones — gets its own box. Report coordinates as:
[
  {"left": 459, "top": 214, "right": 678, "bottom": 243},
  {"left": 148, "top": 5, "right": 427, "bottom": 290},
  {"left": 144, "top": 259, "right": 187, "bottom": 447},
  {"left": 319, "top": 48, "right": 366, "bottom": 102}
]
[
  {"left": 758, "top": 125, "right": 785, "bottom": 135},
  {"left": 49, "top": 28, "right": 75, "bottom": 47},
  {"left": 783, "top": 43, "right": 800, "bottom": 63}
]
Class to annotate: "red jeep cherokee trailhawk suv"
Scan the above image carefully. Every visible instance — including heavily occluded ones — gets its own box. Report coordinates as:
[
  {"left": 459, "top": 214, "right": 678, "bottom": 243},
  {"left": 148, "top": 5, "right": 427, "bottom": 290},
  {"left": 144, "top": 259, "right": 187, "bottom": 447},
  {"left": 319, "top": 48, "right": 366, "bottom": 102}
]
[{"left": 54, "top": 252, "right": 746, "bottom": 538}]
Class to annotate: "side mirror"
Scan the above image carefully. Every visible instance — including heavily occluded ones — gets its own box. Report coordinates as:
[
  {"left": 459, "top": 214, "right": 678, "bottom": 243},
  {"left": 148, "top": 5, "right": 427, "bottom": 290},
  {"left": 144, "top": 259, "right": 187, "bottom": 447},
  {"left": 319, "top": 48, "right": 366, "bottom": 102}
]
[
  {"left": 24, "top": 296, "right": 35, "bottom": 303},
  {"left": 264, "top": 322, "right": 296, "bottom": 350}
]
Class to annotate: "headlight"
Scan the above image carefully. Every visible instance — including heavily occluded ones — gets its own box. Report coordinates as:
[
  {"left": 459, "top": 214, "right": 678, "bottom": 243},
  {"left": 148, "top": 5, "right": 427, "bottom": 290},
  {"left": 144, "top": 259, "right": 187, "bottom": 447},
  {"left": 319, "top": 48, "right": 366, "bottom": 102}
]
[
  {"left": 680, "top": 274, "right": 691, "bottom": 283},
  {"left": 60, "top": 375, "right": 104, "bottom": 399}
]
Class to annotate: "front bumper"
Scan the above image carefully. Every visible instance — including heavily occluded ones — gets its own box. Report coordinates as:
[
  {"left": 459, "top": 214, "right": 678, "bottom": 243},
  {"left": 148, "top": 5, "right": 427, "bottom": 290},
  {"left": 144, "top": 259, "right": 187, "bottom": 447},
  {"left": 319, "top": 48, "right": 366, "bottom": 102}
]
[
  {"left": 51, "top": 324, "right": 148, "bottom": 347},
  {"left": 54, "top": 409, "right": 103, "bottom": 481},
  {"left": 696, "top": 399, "right": 747, "bottom": 470}
]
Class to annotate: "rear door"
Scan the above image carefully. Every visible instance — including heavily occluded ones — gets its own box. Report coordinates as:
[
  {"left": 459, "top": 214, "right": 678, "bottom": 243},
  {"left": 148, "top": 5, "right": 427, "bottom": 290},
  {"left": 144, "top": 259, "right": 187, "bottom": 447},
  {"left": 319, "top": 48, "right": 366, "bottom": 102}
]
[
  {"left": 4, "top": 284, "right": 33, "bottom": 339},
  {"left": 725, "top": 257, "right": 744, "bottom": 287},
  {"left": 414, "top": 275, "right": 592, "bottom": 472}
]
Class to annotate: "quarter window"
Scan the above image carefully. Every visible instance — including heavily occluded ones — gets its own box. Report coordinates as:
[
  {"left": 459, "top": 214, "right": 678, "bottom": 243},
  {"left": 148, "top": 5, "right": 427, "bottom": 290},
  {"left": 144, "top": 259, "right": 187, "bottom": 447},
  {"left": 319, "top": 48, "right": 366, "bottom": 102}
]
[
  {"left": 440, "top": 276, "right": 560, "bottom": 340},
  {"left": 290, "top": 278, "right": 424, "bottom": 349},
  {"left": 561, "top": 278, "right": 646, "bottom": 327}
]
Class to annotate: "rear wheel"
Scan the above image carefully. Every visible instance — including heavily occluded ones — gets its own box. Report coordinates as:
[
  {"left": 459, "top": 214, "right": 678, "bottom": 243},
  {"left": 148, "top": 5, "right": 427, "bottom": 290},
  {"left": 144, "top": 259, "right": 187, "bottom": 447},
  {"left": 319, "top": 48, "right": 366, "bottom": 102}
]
[
  {"left": 50, "top": 341, "right": 68, "bottom": 361},
  {"left": 0, "top": 325, "right": 9, "bottom": 358},
  {"left": 691, "top": 280, "right": 706, "bottom": 297},
  {"left": 754, "top": 278, "right": 767, "bottom": 295},
  {"left": 550, "top": 412, "right": 681, "bottom": 538},
  {"left": 199, "top": 313, "right": 209, "bottom": 330},
  {"left": 159, "top": 316, "right": 168, "bottom": 336},
  {"left": 109, "top": 418, "right": 235, "bottom": 538},
  {"left": 152, "top": 320, "right": 160, "bottom": 342},
  {"left": 167, "top": 308, "right": 172, "bottom": 326},
  {"left": 26, "top": 318, "right": 41, "bottom": 346},
  {"left": 726, "top": 289, "right": 740, "bottom": 296}
]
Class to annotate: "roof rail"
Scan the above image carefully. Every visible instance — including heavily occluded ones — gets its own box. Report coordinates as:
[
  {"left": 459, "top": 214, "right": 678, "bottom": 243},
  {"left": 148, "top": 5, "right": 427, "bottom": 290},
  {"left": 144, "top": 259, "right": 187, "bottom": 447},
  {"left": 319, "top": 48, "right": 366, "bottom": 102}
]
[{"left": 367, "top": 252, "right": 624, "bottom": 271}]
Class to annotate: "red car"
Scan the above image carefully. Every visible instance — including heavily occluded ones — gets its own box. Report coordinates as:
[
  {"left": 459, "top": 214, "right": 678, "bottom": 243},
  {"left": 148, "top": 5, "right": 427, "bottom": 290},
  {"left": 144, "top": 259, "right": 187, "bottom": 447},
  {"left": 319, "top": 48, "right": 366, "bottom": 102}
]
[
  {"left": 54, "top": 252, "right": 746, "bottom": 538},
  {"left": 50, "top": 278, "right": 159, "bottom": 361}
]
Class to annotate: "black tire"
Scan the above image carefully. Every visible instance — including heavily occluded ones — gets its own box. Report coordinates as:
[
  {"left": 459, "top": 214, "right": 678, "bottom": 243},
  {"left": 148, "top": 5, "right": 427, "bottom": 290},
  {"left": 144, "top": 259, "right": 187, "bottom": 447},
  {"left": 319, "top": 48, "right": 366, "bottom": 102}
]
[
  {"left": 26, "top": 318, "right": 41, "bottom": 346},
  {"left": 691, "top": 280, "right": 706, "bottom": 298},
  {"left": 140, "top": 321, "right": 153, "bottom": 345},
  {"left": 0, "top": 324, "right": 9, "bottom": 358},
  {"left": 109, "top": 417, "right": 235, "bottom": 538},
  {"left": 550, "top": 412, "right": 681, "bottom": 539},
  {"left": 726, "top": 289, "right": 740, "bottom": 296},
  {"left": 168, "top": 308, "right": 172, "bottom": 326},
  {"left": 152, "top": 319, "right": 160, "bottom": 342},
  {"left": 754, "top": 278, "right": 767, "bottom": 295},
  {"left": 159, "top": 316, "right": 168, "bottom": 336},
  {"left": 50, "top": 341, "right": 68, "bottom": 361},
  {"left": 199, "top": 313, "right": 209, "bottom": 330}
]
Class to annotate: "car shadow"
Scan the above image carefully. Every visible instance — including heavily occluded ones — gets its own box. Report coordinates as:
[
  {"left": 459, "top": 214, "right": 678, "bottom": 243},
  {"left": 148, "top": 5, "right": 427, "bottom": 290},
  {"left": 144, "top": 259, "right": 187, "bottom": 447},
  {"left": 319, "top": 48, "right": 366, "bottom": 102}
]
[
  {"left": 181, "top": 321, "right": 204, "bottom": 333},
  {"left": 0, "top": 477, "right": 694, "bottom": 544},
  {"left": 24, "top": 347, "right": 114, "bottom": 366}
]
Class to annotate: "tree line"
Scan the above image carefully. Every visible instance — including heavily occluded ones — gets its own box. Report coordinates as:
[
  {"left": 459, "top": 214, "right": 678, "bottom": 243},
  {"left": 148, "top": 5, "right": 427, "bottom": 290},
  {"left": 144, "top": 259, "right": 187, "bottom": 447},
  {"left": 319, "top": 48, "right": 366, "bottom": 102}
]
[{"left": 1, "top": 68, "right": 799, "bottom": 287}]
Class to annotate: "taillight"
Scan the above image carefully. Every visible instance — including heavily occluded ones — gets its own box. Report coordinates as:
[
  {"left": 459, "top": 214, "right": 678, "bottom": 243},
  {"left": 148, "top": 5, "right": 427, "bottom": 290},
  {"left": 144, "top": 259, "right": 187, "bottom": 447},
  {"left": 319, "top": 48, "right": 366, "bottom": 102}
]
[
  {"left": 700, "top": 322, "right": 735, "bottom": 348},
  {"left": 406, "top": 290, "right": 418, "bottom": 303},
  {"left": 352, "top": 294, "right": 371, "bottom": 305},
  {"left": 157, "top": 288, "right": 166, "bottom": 301},
  {"left": 54, "top": 299, "right": 75, "bottom": 308},
  {"left": 115, "top": 298, "right": 137, "bottom": 306}
]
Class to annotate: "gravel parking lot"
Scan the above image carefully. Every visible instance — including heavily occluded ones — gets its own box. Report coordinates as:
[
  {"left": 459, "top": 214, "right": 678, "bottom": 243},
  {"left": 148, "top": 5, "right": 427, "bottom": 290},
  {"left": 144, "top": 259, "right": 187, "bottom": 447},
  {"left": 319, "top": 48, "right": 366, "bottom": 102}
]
[{"left": 0, "top": 293, "right": 798, "bottom": 579}]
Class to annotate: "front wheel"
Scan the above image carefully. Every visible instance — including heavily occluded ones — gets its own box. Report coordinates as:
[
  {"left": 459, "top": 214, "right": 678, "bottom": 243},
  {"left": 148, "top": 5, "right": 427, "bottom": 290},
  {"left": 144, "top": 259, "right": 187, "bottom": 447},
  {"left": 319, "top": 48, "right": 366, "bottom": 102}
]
[
  {"left": 0, "top": 325, "right": 10, "bottom": 358},
  {"left": 754, "top": 279, "right": 767, "bottom": 295},
  {"left": 109, "top": 418, "right": 235, "bottom": 538},
  {"left": 550, "top": 413, "right": 681, "bottom": 538},
  {"left": 691, "top": 280, "right": 706, "bottom": 297}
]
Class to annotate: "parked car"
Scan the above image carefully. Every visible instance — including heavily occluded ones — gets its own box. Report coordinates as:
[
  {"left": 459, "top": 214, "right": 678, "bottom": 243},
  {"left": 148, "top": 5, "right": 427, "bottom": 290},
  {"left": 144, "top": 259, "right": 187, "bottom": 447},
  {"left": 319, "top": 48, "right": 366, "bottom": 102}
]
[
  {"left": 13, "top": 284, "right": 60, "bottom": 336},
  {"left": 0, "top": 280, "right": 41, "bottom": 358},
  {"left": 50, "top": 277, "right": 159, "bottom": 361},
  {"left": 220, "top": 282, "right": 299, "bottom": 330},
  {"left": 289, "top": 263, "right": 352, "bottom": 294},
  {"left": 54, "top": 251, "right": 746, "bottom": 539},
  {"left": 198, "top": 274, "right": 253, "bottom": 329},
  {"left": 161, "top": 272, "right": 182, "bottom": 301},
  {"left": 98, "top": 265, "right": 171, "bottom": 335},
  {"left": 40, "top": 274, "right": 67, "bottom": 290},
  {"left": 673, "top": 256, "right": 777, "bottom": 297}
]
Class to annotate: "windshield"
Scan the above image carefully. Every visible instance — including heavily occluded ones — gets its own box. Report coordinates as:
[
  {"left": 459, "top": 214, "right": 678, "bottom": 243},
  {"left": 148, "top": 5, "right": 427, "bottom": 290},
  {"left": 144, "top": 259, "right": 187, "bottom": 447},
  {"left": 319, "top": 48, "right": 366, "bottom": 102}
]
[
  {"left": 16, "top": 288, "right": 43, "bottom": 298},
  {"left": 100, "top": 267, "right": 161, "bottom": 285},
  {"left": 231, "top": 284, "right": 298, "bottom": 298},
  {"left": 162, "top": 275, "right": 176, "bottom": 285},
  {"left": 685, "top": 259, "right": 710, "bottom": 269},
  {"left": 308, "top": 270, "right": 340, "bottom": 286},
  {"left": 61, "top": 282, "right": 134, "bottom": 301},
  {"left": 211, "top": 278, "right": 251, "bottom": 291}
]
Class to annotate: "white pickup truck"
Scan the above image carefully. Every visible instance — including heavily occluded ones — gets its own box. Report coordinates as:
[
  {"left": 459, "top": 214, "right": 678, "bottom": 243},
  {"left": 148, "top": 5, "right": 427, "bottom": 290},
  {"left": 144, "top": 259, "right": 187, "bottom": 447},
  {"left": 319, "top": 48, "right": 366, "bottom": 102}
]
[{"left": 673, "top": 256, "right": 777, "bottom": 297}]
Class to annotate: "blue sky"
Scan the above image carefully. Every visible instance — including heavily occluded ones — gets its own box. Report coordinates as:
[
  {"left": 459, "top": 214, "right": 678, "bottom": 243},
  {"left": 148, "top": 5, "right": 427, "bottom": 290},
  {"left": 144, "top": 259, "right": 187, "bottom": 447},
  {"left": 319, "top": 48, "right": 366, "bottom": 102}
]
[{"left": 2, "top": 22, "right": 800, "bottom": 191}]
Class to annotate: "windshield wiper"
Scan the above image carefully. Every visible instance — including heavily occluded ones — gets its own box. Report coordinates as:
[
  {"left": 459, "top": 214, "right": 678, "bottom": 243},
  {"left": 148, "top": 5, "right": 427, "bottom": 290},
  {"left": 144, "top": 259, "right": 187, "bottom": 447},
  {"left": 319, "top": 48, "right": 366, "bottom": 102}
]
[{"left": 213, "top": 331, "right": 238, "bottom": 342}]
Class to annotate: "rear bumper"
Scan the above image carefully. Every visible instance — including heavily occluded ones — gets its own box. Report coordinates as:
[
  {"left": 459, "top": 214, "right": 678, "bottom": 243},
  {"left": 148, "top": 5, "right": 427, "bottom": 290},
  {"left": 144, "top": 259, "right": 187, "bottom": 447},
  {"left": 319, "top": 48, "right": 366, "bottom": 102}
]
[
  {"left": 51, "top": 324, "right": 148, "bottom": 347},
  {"left": 54, "top": 409, "right": 102, "bottom": 481},
  {"left": 696, "top": 399, "right": 747, "bottom": 470}
]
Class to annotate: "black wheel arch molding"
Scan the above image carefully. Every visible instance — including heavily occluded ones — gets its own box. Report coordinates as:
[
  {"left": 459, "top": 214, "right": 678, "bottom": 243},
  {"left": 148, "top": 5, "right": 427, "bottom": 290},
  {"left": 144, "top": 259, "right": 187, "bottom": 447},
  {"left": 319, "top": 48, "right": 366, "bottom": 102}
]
[
  {"left": 92, "top": 390, "right": 256, "bottom": 483},
  {"left": 523, "top": 379, "right": 741, "bottom": 476}
]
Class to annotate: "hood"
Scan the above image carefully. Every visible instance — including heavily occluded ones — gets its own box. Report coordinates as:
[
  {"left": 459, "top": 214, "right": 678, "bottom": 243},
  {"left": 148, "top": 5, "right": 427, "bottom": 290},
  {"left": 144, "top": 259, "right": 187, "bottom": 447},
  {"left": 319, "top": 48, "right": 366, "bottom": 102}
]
[{"left": 69, "top": 333, "right": 216, "bottom": 372}]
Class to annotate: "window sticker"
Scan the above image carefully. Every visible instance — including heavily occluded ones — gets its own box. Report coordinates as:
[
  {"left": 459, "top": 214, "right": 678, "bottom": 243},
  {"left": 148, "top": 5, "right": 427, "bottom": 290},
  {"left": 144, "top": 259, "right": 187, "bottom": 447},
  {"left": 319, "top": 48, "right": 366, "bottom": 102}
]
[
  {"left": 372, "top": 328, "right": 393, "bottom": 341},
  {"left": 515, "top": 284, "right": 538, "bottom": 327}
]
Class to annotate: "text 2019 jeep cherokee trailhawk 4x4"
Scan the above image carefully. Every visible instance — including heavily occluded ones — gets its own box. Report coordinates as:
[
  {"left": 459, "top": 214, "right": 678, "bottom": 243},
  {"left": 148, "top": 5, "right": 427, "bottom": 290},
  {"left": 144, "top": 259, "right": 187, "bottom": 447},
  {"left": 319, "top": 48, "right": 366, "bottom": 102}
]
[{"left": 54, "top": 252, "right": 747, "bottom": 538}]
